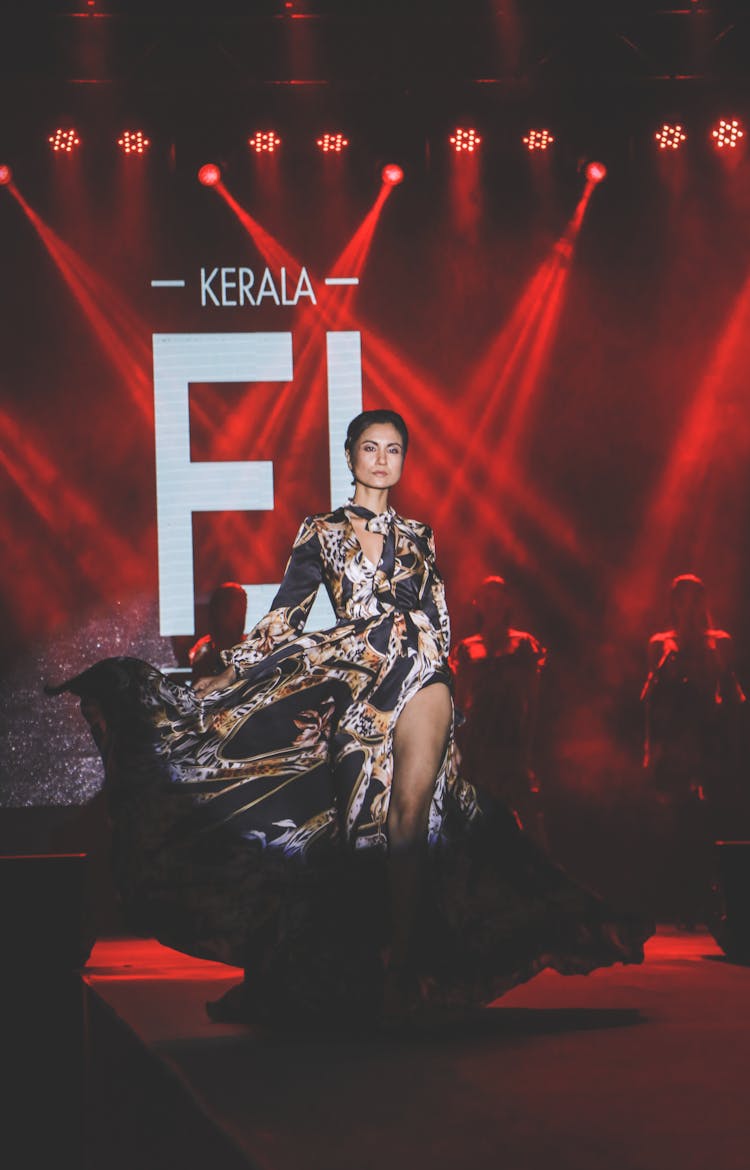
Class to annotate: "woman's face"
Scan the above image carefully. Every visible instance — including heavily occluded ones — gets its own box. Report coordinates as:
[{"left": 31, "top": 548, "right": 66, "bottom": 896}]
[
  {"left": 347, "top": 423, "right": 405, "bottom": 491},
  {"left": 672, "top": 586, "right": 705, "bottom": 627},
  {"left": 475, "top": 583, "right": 509, "bottom": 632}
]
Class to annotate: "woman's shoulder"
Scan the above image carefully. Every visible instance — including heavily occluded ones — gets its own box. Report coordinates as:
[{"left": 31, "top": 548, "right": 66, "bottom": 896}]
[
  {"left": 304, "top": 508, "right": 349, "bottom": 528},
  {"left": 392, "top": 512, "right": 433, "bottom": 539},
  {"left": 648, "top": 628, "right": 676, "bottom": 646},
  {"left": 292, "top": 509, "right": 350, "bottom": 543}
]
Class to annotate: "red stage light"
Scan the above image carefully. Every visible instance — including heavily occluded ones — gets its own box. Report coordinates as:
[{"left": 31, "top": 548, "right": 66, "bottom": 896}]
[
  {"left": 449, "top": 128, "right": 482, "bottom": 154},
  {"left": 248, "top": 131, "right": 282, "bottom": 154},
  {"left": 117, "top": 130, "right": 151, "bottom": 155},
  {"left": 317, "top": 133, "right": 349, "bottom": 154},
  {"left": 585, "top": 161, "right": 607, "bottom": 184},
  {"left": 48, "top": 128, "right": 81, "bottom": 154},
  {"left": 711, "top": 118, "right": 744, "bottom": 149},
  {"left": 381, "top": 163, "right": 404, "bottom": 186},
  {"left": 0, "top": 165, "right": 12, "bottom": 186},
  {"left": 198, "top": 163, "right": 221, "bottom": 187},
  {"left": 655, "top": 123, "right": 687, "bottom": 151},
  {"left": 523, "top": 129, "right": 555, "bottom": 152}
]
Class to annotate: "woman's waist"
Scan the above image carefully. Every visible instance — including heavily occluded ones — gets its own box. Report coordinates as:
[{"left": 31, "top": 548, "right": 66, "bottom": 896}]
[
  {"left": 336, "top": 603, "right": 433, "bottom": 627},
  {"left": 336, "top": 607, "right": 447, "bottom": 661}
]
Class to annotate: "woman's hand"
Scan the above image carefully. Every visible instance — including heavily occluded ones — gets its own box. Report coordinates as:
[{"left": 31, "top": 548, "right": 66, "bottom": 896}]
[{"left": 193, "top": 665, "right": 237, "bottom": 700}]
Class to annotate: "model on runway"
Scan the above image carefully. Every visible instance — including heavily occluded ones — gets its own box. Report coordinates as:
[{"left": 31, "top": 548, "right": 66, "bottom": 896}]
[{"left": 48, "top": 409, "right": 652, "bottom": 1027}]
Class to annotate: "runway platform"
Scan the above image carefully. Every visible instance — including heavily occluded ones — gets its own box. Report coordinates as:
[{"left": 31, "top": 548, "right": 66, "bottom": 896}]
[{"left": 42, "top": 926, "right": 746, "bottom": 1170}]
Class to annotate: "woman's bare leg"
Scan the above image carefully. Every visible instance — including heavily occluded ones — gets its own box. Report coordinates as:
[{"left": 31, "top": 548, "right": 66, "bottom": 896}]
[{"left": 385, "top": 682, "right": 452, "bottom": 1001}]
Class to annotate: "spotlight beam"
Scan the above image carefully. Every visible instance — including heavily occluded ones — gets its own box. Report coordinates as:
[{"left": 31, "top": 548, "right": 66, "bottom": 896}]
[
  {"left": 613, "top": 266, "right": 750, "bottom": 634},
  {"left": 199, "top": 175, "right": 592, "bottom": 627},
  {"left": 8, "top": 185, "right": 155, "bottom": 423},
  {"left": 435, "top": 173, "right": 600, "bottom": 551}
]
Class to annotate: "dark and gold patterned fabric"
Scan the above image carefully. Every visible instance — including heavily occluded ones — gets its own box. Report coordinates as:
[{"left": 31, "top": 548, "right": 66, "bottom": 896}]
[{"left": 214, "top": 506, "right": 459, "bottom": 849}]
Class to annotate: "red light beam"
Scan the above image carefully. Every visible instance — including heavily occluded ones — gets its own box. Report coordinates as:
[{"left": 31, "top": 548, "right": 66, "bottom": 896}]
[
  {"left": 614, "top": 266, "right": 750, "bottom": 633},
  {"left": 8, "top": 184, "right": 154, "bottom": 423}
]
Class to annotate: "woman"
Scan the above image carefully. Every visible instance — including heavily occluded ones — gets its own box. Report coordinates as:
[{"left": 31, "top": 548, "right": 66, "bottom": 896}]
[
  {"left": 449, "top": 575, "right": 547, "bottom": 847},
  {"left": 49, "top": 410, "right": 650, "bottom": 1027},
  {"left": 641, "top": 574, "right": 745, "bottom": 926},
  {"left": 642, "top": 574, "right": 745, "bottom": 785}
]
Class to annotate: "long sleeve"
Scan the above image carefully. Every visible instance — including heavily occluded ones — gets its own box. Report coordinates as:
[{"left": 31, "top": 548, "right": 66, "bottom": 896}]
[
  {"left": 419, "top": 527, "right": 451, "bottom": 661},
  {"left": 220, "top": 517, "right": 323, "bottom": 677}
]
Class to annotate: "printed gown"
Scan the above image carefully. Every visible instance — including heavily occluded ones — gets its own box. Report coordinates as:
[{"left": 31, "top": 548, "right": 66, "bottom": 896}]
[{"left": 49, "top": 505, "right": 651, "bottom": 1019}]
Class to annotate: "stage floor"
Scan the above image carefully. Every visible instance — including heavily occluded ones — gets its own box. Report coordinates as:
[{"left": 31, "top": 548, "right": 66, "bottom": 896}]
[{"left": 80, "top": 927, "right": 750, "bottom": 1170}]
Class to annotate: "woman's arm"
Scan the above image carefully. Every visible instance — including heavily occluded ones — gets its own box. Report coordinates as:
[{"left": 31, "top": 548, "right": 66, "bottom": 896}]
[
  {"left": 194, "top": 518, "right": 323, "bottom": 696},
  {"left": 420, "top": 527, "right": 451, "bottom": 660},
  {"left": 713, "top": 631, "right": 747, "bottom": 704},
  {"left": 640, "top": 634, "right": 674, "bottom": 767},
  {"left": 640, "top": 634, "right": 674, "bottom": 702},
  {"left": 225, "top": 517, "right": 323, "bottom": 673}
]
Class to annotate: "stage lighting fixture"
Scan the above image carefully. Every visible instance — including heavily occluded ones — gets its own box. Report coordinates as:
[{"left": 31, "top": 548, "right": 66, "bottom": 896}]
[
  {"left": 117, "top": 130, "right": 151, "bottom": 155},
  {"left": 248, "top": 131, "right": 281, "bottom": 154},
  {"left": 381, "top": 163, "right": 404, "bottom": 186},
  {"left": 523, "top": 129, "right": 554, "bottom": 152},
  {"left": 655, "top": 123, "right": 687, "bottom": 150},
  {"left": 198, "top": 163, "right": 221, "bottom": 186},
  {"left": 449, "top": 128, "right": 482, "bottom": 154},
  {"left": 317, "top": 133, "right": 349, "bottom": 154},
  {"left": 711, "top": 118, "right": 744, "bottom": 149},
  {"left": 0, "top": 165, "right": 12, "bottom": 185},
  {"left": 585, "top": 161, "right": 607, "bottom": 183},
  {"left": 48, "top": 128, "right": 81, "bottom": 154}
]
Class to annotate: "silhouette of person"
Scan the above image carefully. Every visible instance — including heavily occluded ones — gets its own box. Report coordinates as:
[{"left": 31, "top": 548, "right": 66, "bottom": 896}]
[
  {"left": 641, "top": 574, "right": 746, "bottom": 926},
  {"left": 450, "top": 575, "right": 547, "bottom": 845},
  {"left": 189, "top": 582, "right": 248, "bottom": 683}
]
